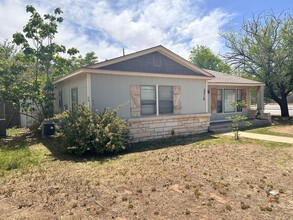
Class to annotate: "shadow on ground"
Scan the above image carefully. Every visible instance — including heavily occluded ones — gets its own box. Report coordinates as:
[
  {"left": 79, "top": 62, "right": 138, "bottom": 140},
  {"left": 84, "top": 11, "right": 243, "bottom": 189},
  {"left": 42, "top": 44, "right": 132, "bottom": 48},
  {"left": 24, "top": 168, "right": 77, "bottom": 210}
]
[
  {"left": 0, "top": 131, "right": 39, "bottom": 150},
  {"left": 127, "top": 133, "right": 217, "bottom": 153},
  {"left": 40, "top": 132, "right": 218, "bottom": 163},
  {"left": 272, "top": 116, "right": 293, "bottom": 125}
]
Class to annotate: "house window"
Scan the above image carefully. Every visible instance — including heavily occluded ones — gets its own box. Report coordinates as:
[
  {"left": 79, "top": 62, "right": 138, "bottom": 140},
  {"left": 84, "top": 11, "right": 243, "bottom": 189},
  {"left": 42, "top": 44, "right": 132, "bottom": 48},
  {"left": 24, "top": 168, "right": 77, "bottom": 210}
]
[
  {"left": 140, "top": 85, "right": 174, "bottom": 116},
  {"left": 71, "top": 87, "right": 78, "bottom": 112},
  {"left": 217, "top": 89, "right": 223, "bottom": 113},
  {"left": 159, "top": 86, "right": 173, "bottom": 114},
  {"left": 141, "top": 86, "right": 156, "bottom": 115},
  {"left": 224, "top": 89, "right": 235, "bottom": 113},
  {"left": 237, "top": 89, "right": 242, "bottom": 112},
  {"left": 58, "top": 88, "right": 63, "bottom": 108}
]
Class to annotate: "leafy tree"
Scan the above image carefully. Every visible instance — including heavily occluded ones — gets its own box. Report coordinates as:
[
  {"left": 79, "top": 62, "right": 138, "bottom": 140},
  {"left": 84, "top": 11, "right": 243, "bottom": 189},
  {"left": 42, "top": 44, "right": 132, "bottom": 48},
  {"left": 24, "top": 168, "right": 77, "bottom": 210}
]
[
  {"left": 77, "top": 51, "right": 98, "bottom": 67},
  {"left": 189, "top": 45, "right": 232, "bottom": 73},
  {"left": 221, "top": 12, "right": 293, "bottom": 117},
  {"left": 0, "top": 41, "right": 26, "bottom": 109},
  {"left": 52, "top": 51, "right": 98, "bottom": 80},
  {"left": 12, "top": 5, "right": 78, "bottom": 126}
]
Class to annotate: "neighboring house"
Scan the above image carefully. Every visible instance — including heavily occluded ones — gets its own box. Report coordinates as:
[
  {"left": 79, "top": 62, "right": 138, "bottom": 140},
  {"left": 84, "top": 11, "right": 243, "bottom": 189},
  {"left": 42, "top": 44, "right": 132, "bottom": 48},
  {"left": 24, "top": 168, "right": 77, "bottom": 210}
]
[
  {"left": 0, "top": 102, "right": 20, "bottom": 127},
  {"left": 54, "top": 45, "right": 265, "bottom": 142}
]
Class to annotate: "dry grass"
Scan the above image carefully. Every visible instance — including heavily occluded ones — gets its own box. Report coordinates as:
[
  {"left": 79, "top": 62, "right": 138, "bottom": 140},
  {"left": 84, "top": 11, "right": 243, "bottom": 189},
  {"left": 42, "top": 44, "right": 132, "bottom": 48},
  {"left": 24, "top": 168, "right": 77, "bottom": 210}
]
[
  {"left": 247, "top": 116, "right": 293, "bottom": 138},
  {"left": 0, "top": 129, "right": 293, "bottom": 219}
]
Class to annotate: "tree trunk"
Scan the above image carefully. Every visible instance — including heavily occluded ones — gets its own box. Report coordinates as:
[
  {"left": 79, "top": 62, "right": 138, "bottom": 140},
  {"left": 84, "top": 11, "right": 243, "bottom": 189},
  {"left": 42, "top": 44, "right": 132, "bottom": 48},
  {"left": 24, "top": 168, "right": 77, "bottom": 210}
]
[
  {"left": 280, "top": 95, "right": 289, "bottom": 117},
  {"left": 268, "top": 84, "right": 290, "bottom": 117}
]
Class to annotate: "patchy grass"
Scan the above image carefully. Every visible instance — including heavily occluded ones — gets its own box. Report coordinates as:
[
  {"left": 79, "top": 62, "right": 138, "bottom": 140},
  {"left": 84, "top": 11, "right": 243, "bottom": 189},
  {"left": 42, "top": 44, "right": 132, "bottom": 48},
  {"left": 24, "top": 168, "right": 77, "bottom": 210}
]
[
  {"left": 247, "top": 126, "right": 293, "bottom": 138},
  {"left": 247, "top": 116, "right": 293, "bottom": 138},
  {"left": 0, "top": 128, "right": 48, "bottom": 175},
  {"left": 0, "top": 129, "right": 293, "bottom": 219}
]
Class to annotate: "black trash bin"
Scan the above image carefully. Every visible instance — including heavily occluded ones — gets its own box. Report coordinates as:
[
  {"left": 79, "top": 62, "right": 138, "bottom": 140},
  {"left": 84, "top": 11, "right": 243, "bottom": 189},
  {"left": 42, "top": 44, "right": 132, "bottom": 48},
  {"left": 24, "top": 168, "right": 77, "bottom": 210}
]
[
  {"left": 0, "top": 119, "right": 6, "bottom": 138},
  {"left": 42, "top": 121, "right": 55, "bottom": 138}
]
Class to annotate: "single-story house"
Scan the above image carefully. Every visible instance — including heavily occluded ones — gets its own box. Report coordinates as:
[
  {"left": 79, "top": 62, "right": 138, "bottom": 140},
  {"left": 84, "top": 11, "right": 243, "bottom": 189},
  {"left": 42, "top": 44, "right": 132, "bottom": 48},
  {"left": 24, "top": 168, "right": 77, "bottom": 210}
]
[{"left": 54, "top": 45, "right": 266, "bottom": 142}]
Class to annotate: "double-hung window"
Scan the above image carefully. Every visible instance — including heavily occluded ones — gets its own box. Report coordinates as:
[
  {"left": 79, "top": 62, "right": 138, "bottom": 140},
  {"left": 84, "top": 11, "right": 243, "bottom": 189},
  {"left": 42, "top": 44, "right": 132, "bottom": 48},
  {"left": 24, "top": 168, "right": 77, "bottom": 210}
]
[
  {"left": 159, "top": 86, "right": 173, "bottom": 114},
  {"left": 140, "top": 85, "right": 174, "bottom": 116},
  {"left": 141, "top": 86, "right": 156, "bottom": 115}
]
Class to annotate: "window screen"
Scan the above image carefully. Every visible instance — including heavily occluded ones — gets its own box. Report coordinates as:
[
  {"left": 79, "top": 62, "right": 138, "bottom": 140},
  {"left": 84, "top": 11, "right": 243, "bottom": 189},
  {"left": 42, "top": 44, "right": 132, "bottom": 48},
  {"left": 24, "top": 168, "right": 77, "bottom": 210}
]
[
  {"left": 141, "top": 86, "right": 156, "bottom": 115},
  {"left": 159, "top": 86, "right": 173, "bottom": 114}
]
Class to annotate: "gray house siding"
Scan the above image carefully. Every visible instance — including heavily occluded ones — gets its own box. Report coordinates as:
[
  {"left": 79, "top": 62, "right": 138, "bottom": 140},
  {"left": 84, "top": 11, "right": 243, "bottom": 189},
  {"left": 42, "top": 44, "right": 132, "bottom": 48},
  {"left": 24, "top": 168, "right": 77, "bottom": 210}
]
[
  {"left": 98, "top": 52, "right": 205, "bottom": 76},
  {"left": 55, "top": 74, "right": 87, "bottom": 112},
  {"left": 90, "top": 73, "right": 207, "bottom": 119}
]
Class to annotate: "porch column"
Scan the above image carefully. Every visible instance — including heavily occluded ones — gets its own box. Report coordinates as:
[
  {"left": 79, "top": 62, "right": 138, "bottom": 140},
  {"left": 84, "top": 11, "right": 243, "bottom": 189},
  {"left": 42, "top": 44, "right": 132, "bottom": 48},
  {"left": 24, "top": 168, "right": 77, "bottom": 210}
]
[
  {"left": 247, "top": 87, "right": 251, "bottom": 109},
  {"left": 257, "top": 85, "right": 264, "bottom": 111}
]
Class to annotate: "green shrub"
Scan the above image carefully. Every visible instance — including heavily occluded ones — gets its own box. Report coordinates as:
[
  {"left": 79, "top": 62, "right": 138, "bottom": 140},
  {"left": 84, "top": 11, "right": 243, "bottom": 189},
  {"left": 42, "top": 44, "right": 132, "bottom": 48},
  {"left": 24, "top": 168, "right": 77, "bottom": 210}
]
[
  {"left": 55, "top": 105, "right": 131, "bottom": 156},
  {"left": 96, "top": 108, "right": 131, "bottom": 154}
]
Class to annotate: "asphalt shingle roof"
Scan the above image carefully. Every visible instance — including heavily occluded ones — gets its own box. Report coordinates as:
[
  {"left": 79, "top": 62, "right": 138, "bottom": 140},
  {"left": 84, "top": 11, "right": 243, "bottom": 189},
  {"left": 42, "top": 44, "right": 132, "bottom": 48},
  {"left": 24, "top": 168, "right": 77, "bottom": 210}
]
[{"left": 205, "top": 69, "right": 263, "bottom": 85}]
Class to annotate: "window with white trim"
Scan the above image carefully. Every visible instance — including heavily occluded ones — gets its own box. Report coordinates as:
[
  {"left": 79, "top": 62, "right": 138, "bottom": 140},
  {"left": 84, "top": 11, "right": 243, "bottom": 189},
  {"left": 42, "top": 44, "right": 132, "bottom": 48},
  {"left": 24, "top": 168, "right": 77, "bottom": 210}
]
[
  {"left": 141, "top": 86, "right": 156, "bottom": 115},
  {"left": 140, "top": 85, "right": 174, "bottom": 116},
  {"left": 159, "top": 86, "right": 173, "bottom": 114}
]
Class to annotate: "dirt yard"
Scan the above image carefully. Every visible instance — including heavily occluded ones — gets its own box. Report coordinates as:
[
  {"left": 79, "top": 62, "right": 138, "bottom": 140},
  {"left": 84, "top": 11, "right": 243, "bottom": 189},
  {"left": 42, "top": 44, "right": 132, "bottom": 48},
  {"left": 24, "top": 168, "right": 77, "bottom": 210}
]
[{"left": 0, "top": 133, "right": 293, "bottom": 220}]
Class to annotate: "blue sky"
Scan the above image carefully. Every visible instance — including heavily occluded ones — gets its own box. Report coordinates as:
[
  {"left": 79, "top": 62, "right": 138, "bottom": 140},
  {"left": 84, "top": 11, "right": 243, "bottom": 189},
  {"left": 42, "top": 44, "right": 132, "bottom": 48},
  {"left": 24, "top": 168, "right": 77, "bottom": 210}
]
[{"left": 0, "top": 0, "right": 292, "bottom": 60}]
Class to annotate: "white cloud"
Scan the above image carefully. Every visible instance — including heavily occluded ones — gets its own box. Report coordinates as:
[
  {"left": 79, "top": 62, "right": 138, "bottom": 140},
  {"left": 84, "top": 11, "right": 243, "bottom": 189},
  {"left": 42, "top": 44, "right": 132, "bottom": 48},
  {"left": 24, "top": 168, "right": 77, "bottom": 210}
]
[
  {"left": 0, "top": 0, "right": 28, "bottom": 41},
  {"left": 0, "top": 0, "right": 233, "bottom": 61}
]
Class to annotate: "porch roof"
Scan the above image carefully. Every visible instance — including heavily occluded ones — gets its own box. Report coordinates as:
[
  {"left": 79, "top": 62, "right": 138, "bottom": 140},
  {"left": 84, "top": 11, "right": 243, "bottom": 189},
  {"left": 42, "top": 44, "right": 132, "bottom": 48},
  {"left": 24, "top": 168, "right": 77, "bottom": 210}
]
[{"left": 206, "top": 69, "right": 264, "bottom": 86}]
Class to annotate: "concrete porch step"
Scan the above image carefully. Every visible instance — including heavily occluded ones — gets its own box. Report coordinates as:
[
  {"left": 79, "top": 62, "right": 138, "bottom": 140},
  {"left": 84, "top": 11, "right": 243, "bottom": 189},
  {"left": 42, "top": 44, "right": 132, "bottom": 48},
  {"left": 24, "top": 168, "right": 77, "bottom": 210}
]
[{"left": 209, "top": 121, "right": 232, "bottom": 133}]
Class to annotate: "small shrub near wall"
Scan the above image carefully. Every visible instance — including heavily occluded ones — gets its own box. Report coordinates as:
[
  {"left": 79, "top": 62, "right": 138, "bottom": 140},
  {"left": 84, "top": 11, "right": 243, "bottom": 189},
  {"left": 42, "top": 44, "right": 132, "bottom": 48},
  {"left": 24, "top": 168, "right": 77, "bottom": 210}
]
[{"left": 54, "top": 105, "right": 131, "bottom": 156}]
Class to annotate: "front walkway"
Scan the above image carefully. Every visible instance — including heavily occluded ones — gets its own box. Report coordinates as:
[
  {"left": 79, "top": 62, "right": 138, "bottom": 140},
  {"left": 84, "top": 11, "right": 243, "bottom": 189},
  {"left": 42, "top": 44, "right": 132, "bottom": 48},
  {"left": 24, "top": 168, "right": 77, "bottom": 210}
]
[{"left": 223, "top": 132, "right": 293, "bottom": 144}]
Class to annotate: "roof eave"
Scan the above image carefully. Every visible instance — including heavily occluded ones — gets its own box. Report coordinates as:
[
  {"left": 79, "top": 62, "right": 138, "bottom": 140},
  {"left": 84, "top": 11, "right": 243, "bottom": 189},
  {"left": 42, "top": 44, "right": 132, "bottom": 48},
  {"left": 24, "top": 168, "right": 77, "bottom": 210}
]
[
  {"left": 54, "top": 68, "right": 213, "bottom": 84},
  {"left": 208, "top": 82, "right": 265, "bottom": 87}
]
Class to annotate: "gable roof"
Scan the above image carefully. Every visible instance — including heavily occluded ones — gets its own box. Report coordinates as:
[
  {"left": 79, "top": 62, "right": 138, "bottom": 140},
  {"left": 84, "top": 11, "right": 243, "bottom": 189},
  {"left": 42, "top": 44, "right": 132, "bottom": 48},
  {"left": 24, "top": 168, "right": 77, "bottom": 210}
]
[
  {"left": 88, "top": 45, "right": 214, "bottom": 77},
  {"left": 96, "top": 51, "right": 206, "bottom": 76},
  {"left": 206, "top": 69, "right": 264, "bottom": 86},
  {"left": 54, "top": 45, "right": 214, "bottom": 83}
]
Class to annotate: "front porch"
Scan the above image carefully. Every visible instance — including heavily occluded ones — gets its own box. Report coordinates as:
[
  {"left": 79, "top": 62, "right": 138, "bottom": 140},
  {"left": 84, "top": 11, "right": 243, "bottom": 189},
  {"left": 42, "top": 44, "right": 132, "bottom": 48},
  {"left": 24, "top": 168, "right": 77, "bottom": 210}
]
[
  {"left": 204, "top": 69, "right": 271, "bottom": 132},
  {"left": 208, "top": 84, "right": 266, "bottom": 121}
]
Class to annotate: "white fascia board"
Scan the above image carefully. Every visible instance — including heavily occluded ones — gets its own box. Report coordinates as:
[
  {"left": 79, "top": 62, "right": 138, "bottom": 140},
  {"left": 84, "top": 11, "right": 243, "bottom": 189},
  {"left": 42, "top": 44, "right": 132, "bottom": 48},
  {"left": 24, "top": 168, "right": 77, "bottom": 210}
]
[
  {"left": 54, "top": 68, "right": 213, "bottom": 84},
  {"left": 208, "top": 82, "right": 265, "bottom": 87}
]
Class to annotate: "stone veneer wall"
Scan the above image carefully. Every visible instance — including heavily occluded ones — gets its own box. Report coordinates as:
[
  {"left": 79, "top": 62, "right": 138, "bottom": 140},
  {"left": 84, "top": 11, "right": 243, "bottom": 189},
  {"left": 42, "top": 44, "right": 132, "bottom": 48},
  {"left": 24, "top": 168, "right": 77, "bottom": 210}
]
[{"left": 128, "top": 113, "right": 210, "bottom": 142}]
